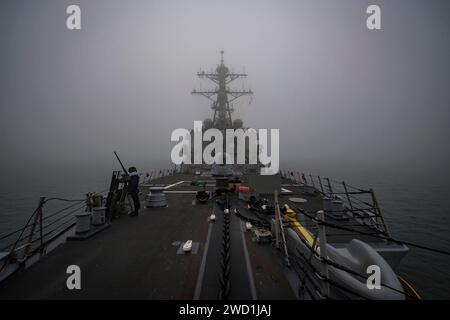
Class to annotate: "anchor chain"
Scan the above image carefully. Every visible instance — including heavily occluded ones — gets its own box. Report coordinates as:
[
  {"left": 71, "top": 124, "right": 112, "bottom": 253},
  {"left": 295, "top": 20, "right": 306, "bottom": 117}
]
[{"left": 218, "top": 204, "right": 231, "bottom": 300}]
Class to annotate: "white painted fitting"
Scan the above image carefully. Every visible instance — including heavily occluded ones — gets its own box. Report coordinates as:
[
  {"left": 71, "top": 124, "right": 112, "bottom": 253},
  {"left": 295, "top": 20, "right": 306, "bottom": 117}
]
[{"left": 183, "top": 240, "right": 193, "bottom": 252}]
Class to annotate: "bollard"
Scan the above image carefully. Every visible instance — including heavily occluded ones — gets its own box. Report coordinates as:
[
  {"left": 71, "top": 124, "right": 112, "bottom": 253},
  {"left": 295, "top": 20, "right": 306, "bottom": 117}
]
[
  {"left": 75, "top": 212, "right": 92, "bottom": 234},
  {"left": 146, "top": 187, "right": 167, "bottom": 208},
  {"left": 92, "top": 207, "right": 106, "bottom": 226}
]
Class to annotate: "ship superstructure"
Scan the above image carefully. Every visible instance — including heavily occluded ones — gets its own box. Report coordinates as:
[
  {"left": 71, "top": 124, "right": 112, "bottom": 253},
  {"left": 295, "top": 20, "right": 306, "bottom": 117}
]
[{"left": 192, "top": 50, "right": 252, "bottom": 130}]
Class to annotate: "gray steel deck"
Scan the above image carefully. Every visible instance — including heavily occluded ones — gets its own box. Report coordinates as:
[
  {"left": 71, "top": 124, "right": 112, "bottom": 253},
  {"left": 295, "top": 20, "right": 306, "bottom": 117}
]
[{"left": 0, "top": 173, "right": 296, "bottom": 299}]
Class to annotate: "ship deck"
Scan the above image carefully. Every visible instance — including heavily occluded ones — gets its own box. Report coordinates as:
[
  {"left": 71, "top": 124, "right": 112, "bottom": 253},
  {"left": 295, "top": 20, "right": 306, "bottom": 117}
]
[
  {"left": 0, "top": 173, "right": 297, "bottom": 299},
  {"left": 0, "top": 171, "right": 392, "bottom": 299}
]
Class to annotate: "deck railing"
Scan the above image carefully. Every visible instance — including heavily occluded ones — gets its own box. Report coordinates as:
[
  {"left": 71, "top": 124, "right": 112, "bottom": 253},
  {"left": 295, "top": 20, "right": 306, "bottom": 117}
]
[
  {"left": 279, "top": 170, "right": 389, "bottom": 236},
  {"left": 0, "top": 196, "right": 90, "bottom": 275},
  {"left": 141, "top": 166, "right": 178, "bottom": 184},
  {"left": 277, "top": 170, "right": 425, "bottom": 299},
  {"left": 0, "top": 166, "right": 179, "bottom": 269}
]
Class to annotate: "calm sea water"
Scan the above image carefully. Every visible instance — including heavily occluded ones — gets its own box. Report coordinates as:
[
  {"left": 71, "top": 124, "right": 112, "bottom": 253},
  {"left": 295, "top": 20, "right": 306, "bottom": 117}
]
[
  {"left": 321, "top": 166, "right": 450, "bottom": 300},
  {"left": 0, "top": 165, "right": 449, "bottom": 299}
]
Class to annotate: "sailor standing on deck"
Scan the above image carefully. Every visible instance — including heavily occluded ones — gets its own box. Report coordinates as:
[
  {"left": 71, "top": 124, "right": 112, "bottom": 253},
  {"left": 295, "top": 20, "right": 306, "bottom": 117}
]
[{"left": 127, "top": 167, "right": 141, "bottom": 217}]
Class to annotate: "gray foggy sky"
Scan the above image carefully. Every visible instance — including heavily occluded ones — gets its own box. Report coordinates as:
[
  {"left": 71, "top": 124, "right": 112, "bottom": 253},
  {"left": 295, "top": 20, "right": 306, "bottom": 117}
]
[{"left": 0, "top": 0, "right": 449, "bottom": 177}]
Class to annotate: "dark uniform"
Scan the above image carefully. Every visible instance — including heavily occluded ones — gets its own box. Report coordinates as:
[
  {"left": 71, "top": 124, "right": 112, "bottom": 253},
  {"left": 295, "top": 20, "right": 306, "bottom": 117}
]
[{"left": 128, "top": 167, "right": 140, "bottom": 216}]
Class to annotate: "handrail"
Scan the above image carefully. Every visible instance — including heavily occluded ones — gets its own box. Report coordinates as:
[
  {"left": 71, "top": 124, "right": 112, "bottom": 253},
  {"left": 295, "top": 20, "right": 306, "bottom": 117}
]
[
  {"left": 0, "top": 195, "right": 90, "bottom": 274},
  {"left": 283, "top": 171, "right": 389, "bottom": 234},
  {"left": 0, "top": 168, "right": 176, "bottom": 274},
  {"left": 0, "top": 192, "right": 107, "bottom": 246},
  {"left": 0, "top": 202, "right": 85, "bottom": 252},
  {"left": 0, "top": 168, "right": 176, "bottom": 258},
  {"left": 294, "top": 205, "right": 450, "bottom": 257}
]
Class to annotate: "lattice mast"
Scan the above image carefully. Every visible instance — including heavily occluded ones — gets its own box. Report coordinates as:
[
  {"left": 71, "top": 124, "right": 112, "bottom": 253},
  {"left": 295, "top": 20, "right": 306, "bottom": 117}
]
[{"left": 192, "top": 51, "right": 253, "bottom": 130}]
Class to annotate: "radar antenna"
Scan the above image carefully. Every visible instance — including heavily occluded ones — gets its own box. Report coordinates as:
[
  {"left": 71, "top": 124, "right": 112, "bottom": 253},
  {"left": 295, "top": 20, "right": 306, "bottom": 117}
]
[{"left": 192, "top": 51, "right": 253, "bottom": 129}]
